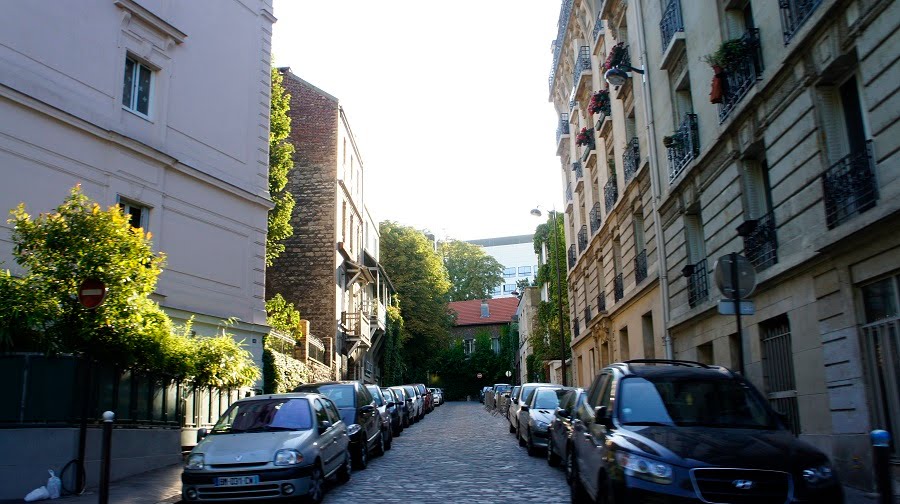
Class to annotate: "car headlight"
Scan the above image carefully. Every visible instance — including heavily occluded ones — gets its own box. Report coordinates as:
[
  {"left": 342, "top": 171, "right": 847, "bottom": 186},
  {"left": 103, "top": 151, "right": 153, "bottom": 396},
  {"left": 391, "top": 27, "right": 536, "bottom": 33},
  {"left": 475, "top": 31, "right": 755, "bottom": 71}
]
[
  {"left": 802, "top": 464, "right": 835, "bottom": 486},
  {"left": 615, "top": 451, "right": 673, "bottom": 484},
  {"left": 274, "top": 449, "right": 303, "bottom": 466},
  {"left": 185, "top": 453, "right": 205, "bottom": 470},
  {"left": 533, "top": 419, "right": 549, "bottom": 430}
]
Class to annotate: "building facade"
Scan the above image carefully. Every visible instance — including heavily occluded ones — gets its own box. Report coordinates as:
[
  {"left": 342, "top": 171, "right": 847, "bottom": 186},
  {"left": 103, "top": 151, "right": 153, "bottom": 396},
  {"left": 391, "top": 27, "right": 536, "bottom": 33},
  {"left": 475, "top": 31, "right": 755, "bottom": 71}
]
[
  {"left": 449, "top": 297, "right": 520, "bottom": 356},
  {"left": 0, "top": 0, "right": 275, "bottom": 497},
  {"left": 516, "top": 286, "right": 541, "bottom": 384},
  {"left": 467, "top": 234, "right": 540, "bottom": 297},
  {"left": 549, "top": 0, "right": 898, "bottom": 493},
  {"left": 266, "top": 70, "right": 394, "bottom": 384}
]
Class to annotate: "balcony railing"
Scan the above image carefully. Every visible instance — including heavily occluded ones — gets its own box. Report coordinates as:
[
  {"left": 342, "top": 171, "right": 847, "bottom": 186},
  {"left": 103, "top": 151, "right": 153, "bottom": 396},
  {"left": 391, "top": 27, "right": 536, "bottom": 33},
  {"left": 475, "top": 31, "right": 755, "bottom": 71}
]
[
  {"left": 565, "top": 183, "right": 573, "bottom": 204},
  {"left": 718, "top": 29, "right": 763, "bottom": 123},
  {"left": 660, "top": 0, "right": 684, "bottom": 51},
  {"left": 556, "top": 113, "right": 570, "bottom": 145},
  {"left": 573, "top": 161, "right": 584, "bottom": 181},
  {"left": 604, "top": 177, "right": 618, "bottom": 213},
  {"left": 614, "top": 273, "right": 624, "bottom": 302},
  {"left": 635, "top": 248, "right": 648, "bottom": 284},
  {"left": 578, "top": 225, "right": 588, "bottom": 253},
  {"left": 667, "top": 113, "right": 700, "bottom": 182},
  {"left": 589, "top": 202, "right": 602, "bottom": 235},
  {"left": 584, "top": 305, "right": 592, "bottom": 324},
  {"left": 780, "top": 0, "right": 823, "bottom": 44},
  {"left": 687, "top": 258, "right": 709, "bottom": 308},
  {"left": 574, "top": 46, "right": 592, "bottom": 84},
  {"left": 598, "top": 292, "right": 606, "bottom": 312},
  {"left": 592, "top": 15, "right": 604, "bottom": 43},
  {"left": 549, "top": 0, "right": 575, "bottom": 93},
  {"left": 568, "top": 244, "right": 577, "bottom": 269},
  {"left": 623, "top": 137, "right": 640, "bottom": 184},
  {"left": 742, "top": 212, "right": 778, "bottom": 270},
  {"left": 822, "top": 141, "right": 878, "bottom": 229},
  {"left": 574, "top": 317, "right": 581, "bottom": 338}
]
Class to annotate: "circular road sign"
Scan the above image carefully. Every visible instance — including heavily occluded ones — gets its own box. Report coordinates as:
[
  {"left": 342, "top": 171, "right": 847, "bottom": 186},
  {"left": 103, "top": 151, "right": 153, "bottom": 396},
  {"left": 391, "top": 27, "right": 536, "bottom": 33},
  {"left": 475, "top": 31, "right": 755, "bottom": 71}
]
[
  {"left": 714, "top": 254, "right": 756, "bottom": 300},
  {"left": 476, "top": 372, "right": 483, "bottom": 379},
  {"left": 505, "top": 370, "right": 512, "bottom": 378},
  {"left": 78, "top": 278, "right": 107, "bottom": 309}
]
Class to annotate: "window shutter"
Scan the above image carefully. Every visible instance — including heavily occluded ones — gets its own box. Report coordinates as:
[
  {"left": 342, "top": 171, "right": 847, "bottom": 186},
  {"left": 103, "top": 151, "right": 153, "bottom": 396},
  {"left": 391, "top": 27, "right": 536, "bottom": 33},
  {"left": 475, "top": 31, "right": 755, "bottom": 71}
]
[
  {"left": 817, "top": 87, "right": 849, "bottom": 165},
  {"left": 685, "top": 214, "right": 706, "bottom": 263},
  {"left": 633, "top": 214, "right": 646, "bottom": 252},
  {"left": 742, "top": 160, "right": 765, "bottom": 219}
]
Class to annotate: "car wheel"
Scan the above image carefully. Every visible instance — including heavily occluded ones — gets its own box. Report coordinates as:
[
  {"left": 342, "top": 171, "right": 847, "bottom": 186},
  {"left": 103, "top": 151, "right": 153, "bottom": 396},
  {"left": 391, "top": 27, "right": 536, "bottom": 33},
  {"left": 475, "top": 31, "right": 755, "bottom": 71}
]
[
  {"left": 305, "top": 464, "right": 324, "bottom": 504},
  {"left": 570, "top": 456, "right": 593, "bottom": 503},
  {"left": 565, "top": 444, "right": 575, "bottom": 485},
  {"left": 517, "top": 426, "right": 526, "bottom": 447},
  {"left": 336, "top": 452, "right": 351, "bottom": 484},
  {"left": 384, "top": 428, "right": 392, "bottom": 451},
  {"left": 374, "top": 430, "right": 386, "bottom": 457},
  {"left": 526, "top": 428, "right": 538, "bottom": 457},
  {"left": 508, "top": 420, "right": 515, "bottom": 434},
  {"left": 547, "top": 436, "right": 561, "bottom": 467},
  {"left": 353, "top": 443, "right": 368, "bottom": 470}
]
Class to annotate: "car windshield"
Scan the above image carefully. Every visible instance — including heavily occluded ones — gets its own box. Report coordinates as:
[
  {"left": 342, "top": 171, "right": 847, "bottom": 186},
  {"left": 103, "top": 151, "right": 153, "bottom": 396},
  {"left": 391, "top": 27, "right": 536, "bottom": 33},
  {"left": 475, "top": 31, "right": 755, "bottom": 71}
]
[
  {"left": 366, "top": 386, "right": 384, "bottom": 406},
  {"left": 496, "top": 385, "right": 511, "bottom": 394},
  {"left": 392, "top": 388, "right": 406, "bottom": 400},
  {"left": 617, "top": 376, "right": 776, "bottom": 429},
  {"left": 211, "top": 398, "right": 312, "bottom": 433},
  {"left": 533, "top": 388, "right": 562, "bottom": 409},
  {"left": 297, "top": 385, "right": 354, "bottom": 408},
  {"left": 404, "top": 386, "right": 417, "bottom": 398},
  {"left": 520, "top": 385, "right": 542, "bottom": 405},
  {"left": 381, "top": 389, "right": 394, "bottom": 402}
]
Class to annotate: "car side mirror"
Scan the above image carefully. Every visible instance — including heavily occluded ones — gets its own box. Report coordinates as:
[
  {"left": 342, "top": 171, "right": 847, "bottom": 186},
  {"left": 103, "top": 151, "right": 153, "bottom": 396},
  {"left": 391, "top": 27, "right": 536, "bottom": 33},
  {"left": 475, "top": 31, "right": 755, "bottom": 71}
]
[
  {"left": 594, "top": 405, "right": 613, "bottom": 428},
  {"left": 557, "top": 408, "right": 570, "bottom": 418},
  {"left": 387, "top": 401, "right": 395, "bottom": 408},
  {"left": 196, "top": 428, "right": 208, "bottom": 442},
  {"left": 521, "top": 404, "right": 529, "bottom": 412},
  {"left": 361, "top": 404, "right": 376, "bottom": 413},
  {"left": 319, "top": 420, "right": 331, "bottom": 433}
]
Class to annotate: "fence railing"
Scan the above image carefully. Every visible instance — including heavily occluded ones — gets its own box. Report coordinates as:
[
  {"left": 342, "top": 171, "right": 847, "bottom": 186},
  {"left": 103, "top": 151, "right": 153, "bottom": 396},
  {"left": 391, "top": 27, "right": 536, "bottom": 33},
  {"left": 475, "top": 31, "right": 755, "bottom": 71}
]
[
  {"left": 598, "top": 292, "right": 607, "bottom": 312},
  {"left": 667, "top": 113, "right": 700, "bottom": 182},
  {"left": 687, "top": 258, "right": 709, "bottom": 308},
  {"left": 605, "top": 177, "right": 618, "bottom": 213},
  {"left": 635, "top": 248, "right": 648, "bottom": 284},
  {"left": 590, "top": 202, "right": 602, "bottom": 235},
  {"left": 573, "top": 46, "right": 592, "bottom": 85},
  {"left": 860, "top": 316, "right": 900, "bottom": 459},
  {"left": 660, "top": 0, "right": 684, "bottom": 51},
  {"left": 614, "top": 273, "right": 624, "bottom": 302},
  {"left": 822, "top": 141, "right": 878, "bottom": 229},
  {"left": 780, "top": 0, "right": 823, "bottom": 44},
  {"left": 623, "top": 137, "right": 640, "bottom": 184},
  {"left": 718, "top": 29, "right": 763, "bottom": 123},
  {"left": 592, "top": 15, "right": 604, "bottom": 43},
  {"left": 573, "top": 161, "right": 584, "bottom": 181},
  {"left": 577, "top": 225, "right": 588, "bottom": 253},
  {"left": 556, "top": 113, "right": 570, "bottom": 144},
  {"left": 568, "top": 245, "right": 577, "bottom": 269},
  {"left": 742, "top": 211, "right": 778, "bottom": 270}
]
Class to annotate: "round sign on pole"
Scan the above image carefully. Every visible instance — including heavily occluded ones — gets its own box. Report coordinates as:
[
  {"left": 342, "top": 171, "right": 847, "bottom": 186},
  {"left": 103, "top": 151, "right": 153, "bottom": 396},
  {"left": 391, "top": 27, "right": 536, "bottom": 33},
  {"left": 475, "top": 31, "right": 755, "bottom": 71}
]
[
  {"left": 505, "top": 370, "right": 512, "bottom": 378},
  {"left": 78, "top": 278, "right": 107, "bottom": 309},
  {"left": 714, "top": 254, "right": 756, "bottom": 300},
  {"left": 476, "top": 373, "right": 483, "bottom": 379}
]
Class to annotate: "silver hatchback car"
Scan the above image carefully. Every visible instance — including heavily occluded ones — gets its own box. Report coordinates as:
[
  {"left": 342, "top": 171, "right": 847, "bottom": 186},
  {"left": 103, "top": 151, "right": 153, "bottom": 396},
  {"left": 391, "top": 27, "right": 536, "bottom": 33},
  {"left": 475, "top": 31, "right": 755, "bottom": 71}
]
[{"left": 182, "top": 392, "right": 353, "bottom": 503}]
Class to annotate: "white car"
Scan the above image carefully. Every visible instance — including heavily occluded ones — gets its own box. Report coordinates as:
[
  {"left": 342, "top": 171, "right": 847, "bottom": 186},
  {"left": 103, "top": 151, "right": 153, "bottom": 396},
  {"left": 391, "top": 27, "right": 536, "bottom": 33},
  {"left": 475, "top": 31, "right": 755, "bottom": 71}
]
[
  {"left": 402, "top": 384, "right": 424, "bottom": 421},
  {"left": 429, "top": 387, "right": 443, "bottom": 406}
]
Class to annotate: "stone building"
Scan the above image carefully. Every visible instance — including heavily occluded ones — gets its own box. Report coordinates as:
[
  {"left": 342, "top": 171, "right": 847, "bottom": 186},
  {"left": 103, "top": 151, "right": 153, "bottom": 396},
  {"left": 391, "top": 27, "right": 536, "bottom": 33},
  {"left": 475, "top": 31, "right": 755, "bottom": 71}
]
[
  {"left": 549, "top": 0, "right": 898, "bottom": 493},
  {"left": 516, "top": 286, "right": 541, "bottom": 384},
  {"left": 267, "top": 69, "right": 394, "bottom": 384},
  {"left": 449, "top": 297, "right": 520, "bottom": 355}
]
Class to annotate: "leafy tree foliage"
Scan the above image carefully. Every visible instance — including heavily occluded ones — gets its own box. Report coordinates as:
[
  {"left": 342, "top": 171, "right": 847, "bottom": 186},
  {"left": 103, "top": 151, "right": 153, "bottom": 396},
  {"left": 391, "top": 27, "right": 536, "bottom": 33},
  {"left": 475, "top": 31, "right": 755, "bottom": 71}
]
[
  {"left": 441, "top": 240, "right": 503, "bottom": 301},
  {"left": 431, "top": 325, "right": 517, "bottom": 401},
  {"left": 379, "top": 221, "right": 451, "bottom": 382},
  {"left": 0, "top": 186, "right": 259, "bottom": 388},
  {"left": 265, "top": 293, "right": 302, "bottom": 338},
  {"left": 529, "top": 212, "right": 571, "bottom": 372},
  {"left": 380, "top": 304, "right": 407, "bottom": 386},
  {"left": 267, "top": 68, "right": 296, "bottom": 266}
]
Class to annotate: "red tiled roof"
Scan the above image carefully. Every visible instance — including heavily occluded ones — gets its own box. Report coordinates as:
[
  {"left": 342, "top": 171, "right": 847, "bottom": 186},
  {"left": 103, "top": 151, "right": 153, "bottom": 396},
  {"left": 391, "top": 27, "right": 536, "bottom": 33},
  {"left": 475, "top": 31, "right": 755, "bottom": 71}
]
[{"left": 449, "top": 297, "right": 520, "bottom": 326}]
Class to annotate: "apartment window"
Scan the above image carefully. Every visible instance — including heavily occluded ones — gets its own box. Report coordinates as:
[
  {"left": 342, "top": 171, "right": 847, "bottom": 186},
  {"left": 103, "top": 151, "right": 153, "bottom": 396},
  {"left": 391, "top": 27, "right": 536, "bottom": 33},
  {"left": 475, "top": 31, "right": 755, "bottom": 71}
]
[
  {"left": 685, "top": 211, "right": 709, "bottom": 307},
  {"left": 518, "top": 266, "right": 532, "bottom": 276},
  {"left": 492, "top": 286, "right": 502, "bottom": 296},
  {"left": 491, "top": 337, "right": 500, "bottom": 355},
  {"left": 642, "top": 312, "right": 655, "bottom": 360},
  {"left": 760, "top": 314, "right": 801, "bottom": 435},
  {"left": 619, "top": 327, "right": 630, "bottom": 360},
  {"left": 503, "top": 284, "right": 516, "bottom": 294},
  {"left": 122, "top": 56, "right": 153, "bottom": 116},
  {"left": 503, "top": 267, "right": 516, "bottom": 278},
  {"left": 860, "top": 275, "right": 900, "bottom": 458},
  {"left": 118, "top": 198, "right": 149, "bottom": 229},
  {"left": 463, "top": 339, "right": 474, "bottom": 356},
  {"left": 741, "top": 159, "right": 778, "bottom": 270}
]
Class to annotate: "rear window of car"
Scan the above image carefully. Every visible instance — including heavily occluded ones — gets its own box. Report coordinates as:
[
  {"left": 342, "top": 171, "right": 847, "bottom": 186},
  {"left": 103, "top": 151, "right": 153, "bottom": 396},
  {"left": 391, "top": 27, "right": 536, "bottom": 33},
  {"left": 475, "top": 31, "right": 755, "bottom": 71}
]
[
  {"left": 298, "top": 385, "right": 355, "bottom": 408},
  {"left": 404, "top": 386, "right": 417, "bottom": 397}
]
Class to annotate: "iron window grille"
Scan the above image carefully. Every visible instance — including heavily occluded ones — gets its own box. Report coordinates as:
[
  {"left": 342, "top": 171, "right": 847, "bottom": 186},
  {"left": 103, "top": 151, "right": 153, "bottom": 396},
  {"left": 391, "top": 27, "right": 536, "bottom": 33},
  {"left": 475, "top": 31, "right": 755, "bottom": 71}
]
[
  {"left": 578, "top": 225, "right": 588, "bottom": 253},
  {"left": 635, "top": 248, "right": 648, "bottom": 284},
  {"left": 659, "top": 0, "right": 684, "bottom": 51},
  {"left": 742, "top": 212, "right": 778, "bottom": 270},
  {"left": 565, "top": 183, "right": 574, "bottom": 204},
  {"left": 822, "top": 141, "right": 878, "bottom": 229},
  {"left": 861, "top": 316, "right": 900, "bottom": 459},
  {"left": 779, "top": 0, "right": 823, "bottom": 44},
  {"left": 605, "top": 178, "right": 618, "bottom": 213},
  {"left": 598, "top": 292, "right": 606, "bottom": 312},
  {"left": 585, "top": 305, "right": 592, "bottom": 324},
  {"left": 556, "top": 113, "right": 570, "bottom": 144},
  {"left": 623, "top": 137, "right": 640, "bottom": 184},
  {"left": 614, "top": 273, "right": 624, "bottom": 302},
  {"left": 590, "top": 202, "right": 602, "bottom": 235},
  {"left": 761, "top": 316, "right": 801, "bottom": 436},
  {"left": 568, "top": 245, "right": 577, "bottom": 269},
  {"left": 718, "top": 29, "right": 763, "bottom": 123},
  {"left": 667, "top": 113, "right": 700, "bottom": 182},
  {"left": 548, "top": 0, "right": 575, "bottom": 93},
  {"left": 574, "top": 317, "right": 581, "bottom": 338},
  {"left": 573, "top": 161, "right": 584, "bottom": 181},
  {"left": 574, "top": 46, "right": 592, "bottom": 84},
  {"left": 687, "top": 258, "right": 709, "bottom": 308}
]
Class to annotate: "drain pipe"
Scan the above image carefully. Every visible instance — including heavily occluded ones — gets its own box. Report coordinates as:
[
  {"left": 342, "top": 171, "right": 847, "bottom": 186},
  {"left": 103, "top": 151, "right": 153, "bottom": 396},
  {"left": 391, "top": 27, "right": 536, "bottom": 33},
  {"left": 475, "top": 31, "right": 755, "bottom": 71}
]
[{"left": 633, "top": 0, "right": 673, "bottom": 359}]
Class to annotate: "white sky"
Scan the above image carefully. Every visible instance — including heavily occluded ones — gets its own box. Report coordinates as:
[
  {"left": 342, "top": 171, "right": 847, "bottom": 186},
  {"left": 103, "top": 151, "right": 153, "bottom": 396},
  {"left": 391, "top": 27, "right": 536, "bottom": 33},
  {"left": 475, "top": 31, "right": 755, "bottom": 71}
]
[{"left": 271, "top": 1, "right": 563, "bottom": 241}]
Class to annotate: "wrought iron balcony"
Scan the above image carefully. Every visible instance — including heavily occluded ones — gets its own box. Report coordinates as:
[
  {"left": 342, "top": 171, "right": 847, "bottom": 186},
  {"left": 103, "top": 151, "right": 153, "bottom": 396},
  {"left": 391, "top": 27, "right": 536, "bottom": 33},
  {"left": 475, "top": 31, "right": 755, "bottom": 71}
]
[
  {"left": 578, "top": 225, "right": 588, "bottom": 253},
  {"left": 822, "top": 141, "right": 878, "bottom": 229},
  {"left": 660, "top": 0, "right": 684, "bottom": 51},
  {"left": 598, "top": 292, "right": 606, "bottom": 312},
  {"left": 585, "top": 305, "right": 592, "bottom": 324},
  {"left": 614, "top": 273, "right": 624, "bottom": 302},
  {"left": 623, "top": 137, "right": 640, "bottom": 184},
  {"left": 549, "top": 0, "right": 575, "bottom": 92},
  {"left": 574, "top": 46, "right": 592, "bottom": 84},
  {"left": 592, "top": 15, "right": 604, "bottom": 43},
  {"left": 687, "top": 258, "right": 709, "bottom": 308},
  {"left": 556, "top": 113, "right": 570, "bottom": 145},
  {"left": 589, "top": 202, "right": 602, "bottom": 235},
  {"left": 565, "top": 183, "right": 574, "bottom": 206},
  {"left": 718, "top": 29, "right": 763, "bottom": 123},
  {"left": 568, "top": 244, "right": 577, "bottom": 269},
  {"left": 574, "top": 317, "right": 581, "bottom": 338},
  {"left": 667, "top": 113, "right": 700, "bottom": 182},
  {"left": 573, "top": 161, "right": 584, "bottom": 181},
  {"left": 741, "top": 212, "right": 778, "bottom": 270},
  {"left": 604, "top": 177, "right": 618, "bottom": 213},
  {"left": 780, "top": 0, "right": 822, "bottom": 44},
  {"left": 635, "top": 248, "right": 648, "bottom": 284}
]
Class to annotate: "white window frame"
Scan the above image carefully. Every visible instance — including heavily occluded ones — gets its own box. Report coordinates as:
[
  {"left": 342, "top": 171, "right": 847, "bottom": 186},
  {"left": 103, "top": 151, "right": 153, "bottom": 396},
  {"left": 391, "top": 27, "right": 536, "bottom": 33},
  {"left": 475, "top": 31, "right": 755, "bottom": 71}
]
[
  {"left": 122, "top": 55, "right": 155, "bottom": 118},
  {"left": 117, "top": 196, "right": 150, "bottom": 230}
]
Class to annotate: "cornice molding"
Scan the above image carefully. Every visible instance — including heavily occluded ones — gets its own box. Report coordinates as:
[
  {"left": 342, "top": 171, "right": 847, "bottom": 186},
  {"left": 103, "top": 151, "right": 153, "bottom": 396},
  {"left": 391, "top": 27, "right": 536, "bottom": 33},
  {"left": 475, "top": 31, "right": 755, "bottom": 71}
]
[{"left": 114, "top": 0, "right": 186, "bottom": 44}]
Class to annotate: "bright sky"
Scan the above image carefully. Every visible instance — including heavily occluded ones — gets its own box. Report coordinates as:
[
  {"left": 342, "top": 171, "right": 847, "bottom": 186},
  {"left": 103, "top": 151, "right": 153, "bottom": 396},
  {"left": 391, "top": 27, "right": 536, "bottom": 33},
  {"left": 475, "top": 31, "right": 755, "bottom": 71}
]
[{"left": 271, "top": 1, "right": 563, "bottom": 241}]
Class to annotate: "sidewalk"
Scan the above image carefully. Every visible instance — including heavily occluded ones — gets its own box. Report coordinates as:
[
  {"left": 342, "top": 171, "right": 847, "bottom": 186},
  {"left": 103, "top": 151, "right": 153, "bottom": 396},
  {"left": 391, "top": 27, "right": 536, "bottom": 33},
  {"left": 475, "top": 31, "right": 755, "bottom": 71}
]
[{"left": 0, "top": 464, "right": 183, "bottom": 504}]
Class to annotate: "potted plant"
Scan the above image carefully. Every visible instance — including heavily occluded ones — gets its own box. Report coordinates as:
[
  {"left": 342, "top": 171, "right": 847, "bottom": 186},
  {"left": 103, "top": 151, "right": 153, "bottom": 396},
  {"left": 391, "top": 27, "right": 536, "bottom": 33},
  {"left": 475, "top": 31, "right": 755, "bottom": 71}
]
[
  {"left": 604, "top": 42, "right": 626, "bottom": 71},
  {"left": 589, "top": 90, "right": 610, "bottom": 115},
  {"left": 663, "top": 134, "right": 682, "bottom": 149},
  {"left": 704, "top": 37, "right": 753, "bottom": 103},
  {"left": 576, "top": 127, "right": 595, "bottom": 147}
]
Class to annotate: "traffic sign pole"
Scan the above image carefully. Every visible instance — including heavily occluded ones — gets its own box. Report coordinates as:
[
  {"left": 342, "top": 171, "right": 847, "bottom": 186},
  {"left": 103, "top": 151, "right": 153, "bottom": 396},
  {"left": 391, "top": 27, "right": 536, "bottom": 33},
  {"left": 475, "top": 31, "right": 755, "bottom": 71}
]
[{"left": 731, "top": 252, "right": 745, "bottom": 374}]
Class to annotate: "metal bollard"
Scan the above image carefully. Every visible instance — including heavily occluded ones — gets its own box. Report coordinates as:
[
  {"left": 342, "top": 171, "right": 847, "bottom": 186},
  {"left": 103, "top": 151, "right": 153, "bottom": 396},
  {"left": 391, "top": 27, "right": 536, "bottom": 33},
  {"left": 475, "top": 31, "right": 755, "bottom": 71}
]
[
  {"left": 870, "top": 429, "right": 893, "bottom": 504},
  {"left": 99, "top": 411, "right": 115, "bottom": 504}
]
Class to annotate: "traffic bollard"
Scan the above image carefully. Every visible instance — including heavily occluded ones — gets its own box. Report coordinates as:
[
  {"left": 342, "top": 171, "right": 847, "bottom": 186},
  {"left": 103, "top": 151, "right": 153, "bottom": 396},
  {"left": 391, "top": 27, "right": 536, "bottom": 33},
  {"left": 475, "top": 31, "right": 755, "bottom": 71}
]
[
  {"left": 99, "top": 411, "right": 115, "bottom": 504},
  {"left": 870, "top": 429, "right": 893, "bottom": 504}
]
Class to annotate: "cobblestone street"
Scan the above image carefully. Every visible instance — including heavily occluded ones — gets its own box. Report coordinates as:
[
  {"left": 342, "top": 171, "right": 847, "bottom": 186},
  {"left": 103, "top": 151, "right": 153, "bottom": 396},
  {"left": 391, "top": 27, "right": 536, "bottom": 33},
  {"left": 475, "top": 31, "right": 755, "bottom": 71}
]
[{"left": 325, "top": 401, "right": 569, "bottom": 503}]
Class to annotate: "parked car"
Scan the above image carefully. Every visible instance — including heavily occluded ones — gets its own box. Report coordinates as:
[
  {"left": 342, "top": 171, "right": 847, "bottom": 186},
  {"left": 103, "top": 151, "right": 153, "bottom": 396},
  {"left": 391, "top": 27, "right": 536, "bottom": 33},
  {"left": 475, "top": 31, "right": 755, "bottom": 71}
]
[
  {"left": 293, "top": 381, "right": 383, "bottom": 469},
  {"left": 493, "top": 384, "right": 512, "bottom": 412},
  {"left": 381, "top": 387, "right": 405, "bottom": 435},
  {"left": 389, "top": 386, "right": 414, "bottom": 427},
  {"left": 480, "top": 386, "right": 491, "bottom": 403},
  {"left": 182, "top": 392, "right": 351, "bottom": 503},
  {"left": 546, "top": 387, "right": 585, "bottom": 484},
  {"left": 505, "top": 385, "right": 521, "bottom": 419},
  {"left": 569, "top": 359, "right": 844, "bottom": 503},
  {"left": 403, "top": 384, "right": 423, "bottom": 421},
  {"left": 416, "top": 384, "right": 433, "bottom": 413},
  {"left": 518, "top": 386, "right": 566, "bottom": 455},
  {"left": 428, "top": 387, "right": 443, "bottom": 406},
  {"left": 365, "top": 384, "right": 394, "bottom": 451},
  {"left": 508, "top": 382, "right": 554, "bottom": 435}
]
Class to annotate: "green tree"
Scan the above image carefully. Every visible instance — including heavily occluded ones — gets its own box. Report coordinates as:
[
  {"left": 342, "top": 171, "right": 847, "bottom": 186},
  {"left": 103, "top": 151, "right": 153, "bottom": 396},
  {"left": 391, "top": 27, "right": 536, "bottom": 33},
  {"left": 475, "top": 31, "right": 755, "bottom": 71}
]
[
  {"left": 267, "top": 67, "right": 296, "bottom": 266},
  {"left": 379, "top": 221, "right": 451, "bottom": 382},
  {"left": 265, "top": 293, "right": 301, "bottom": 337},
  {"left": 380, "top": 304, "right": 407, "bottom": 386},
  {"left": 530, "top": 212, "right": 571, "bottom": 372},
  {"left": 440, "top": 240, "right": 504, "bottom": 301}
]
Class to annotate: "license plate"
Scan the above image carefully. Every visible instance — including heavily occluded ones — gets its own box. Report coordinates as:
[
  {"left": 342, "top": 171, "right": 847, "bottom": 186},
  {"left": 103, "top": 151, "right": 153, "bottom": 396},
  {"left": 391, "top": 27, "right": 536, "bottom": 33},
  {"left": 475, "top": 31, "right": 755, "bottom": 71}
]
[{"left": 214, "top": 475, "right": 259, "bottom": 486}]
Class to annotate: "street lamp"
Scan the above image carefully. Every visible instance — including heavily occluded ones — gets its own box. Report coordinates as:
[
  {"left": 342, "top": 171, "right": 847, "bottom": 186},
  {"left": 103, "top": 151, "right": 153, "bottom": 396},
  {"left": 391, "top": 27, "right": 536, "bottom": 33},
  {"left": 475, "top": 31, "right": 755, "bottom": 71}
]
[
  {"left": 531, "top": 207, "right": 568, "bottom": 386},
  {"left": 604, "top": 64, "right": 646, "bottom": 87}
]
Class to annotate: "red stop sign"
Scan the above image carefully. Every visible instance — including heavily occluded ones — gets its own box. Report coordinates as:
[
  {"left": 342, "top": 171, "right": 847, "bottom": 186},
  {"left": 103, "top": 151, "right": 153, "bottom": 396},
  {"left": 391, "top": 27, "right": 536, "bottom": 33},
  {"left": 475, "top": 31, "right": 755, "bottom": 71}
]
[{"left": 78, "top": 278, "right": 107, "bottom": 309}]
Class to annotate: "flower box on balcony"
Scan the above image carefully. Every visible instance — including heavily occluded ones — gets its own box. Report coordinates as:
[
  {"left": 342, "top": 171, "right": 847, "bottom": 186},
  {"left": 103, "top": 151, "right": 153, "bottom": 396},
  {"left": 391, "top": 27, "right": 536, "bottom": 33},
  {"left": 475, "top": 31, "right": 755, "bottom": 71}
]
[
  {"left": 576, "top": 127, "right": 595, "bottom": 148},
  {"left": 589, "top": 90, "right": 611, "bottom": 116},
  {"left": 604, "top": 42, "right": 627, "bottom": 71}
]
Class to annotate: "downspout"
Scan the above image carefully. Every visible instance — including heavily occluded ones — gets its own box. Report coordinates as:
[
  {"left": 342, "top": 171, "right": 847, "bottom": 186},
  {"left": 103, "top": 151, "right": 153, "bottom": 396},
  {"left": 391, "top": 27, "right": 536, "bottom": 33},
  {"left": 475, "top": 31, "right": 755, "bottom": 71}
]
[{"left": 633, "top": 0, "right": 673, "bottom": 358}]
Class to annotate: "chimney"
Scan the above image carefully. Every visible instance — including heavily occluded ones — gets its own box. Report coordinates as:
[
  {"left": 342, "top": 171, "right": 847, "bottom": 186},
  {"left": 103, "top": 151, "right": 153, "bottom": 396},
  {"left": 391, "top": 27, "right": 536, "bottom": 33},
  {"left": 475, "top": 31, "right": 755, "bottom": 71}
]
[{"left": 480, "top": 300, "right": 490, "bottom": 318}]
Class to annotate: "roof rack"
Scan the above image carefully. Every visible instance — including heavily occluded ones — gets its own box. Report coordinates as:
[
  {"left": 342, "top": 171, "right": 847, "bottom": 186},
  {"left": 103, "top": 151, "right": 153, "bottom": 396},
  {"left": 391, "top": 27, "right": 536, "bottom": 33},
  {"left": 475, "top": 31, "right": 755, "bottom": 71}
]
[{"left": 623, "top": 359, "right": 712, "bottom": 370}]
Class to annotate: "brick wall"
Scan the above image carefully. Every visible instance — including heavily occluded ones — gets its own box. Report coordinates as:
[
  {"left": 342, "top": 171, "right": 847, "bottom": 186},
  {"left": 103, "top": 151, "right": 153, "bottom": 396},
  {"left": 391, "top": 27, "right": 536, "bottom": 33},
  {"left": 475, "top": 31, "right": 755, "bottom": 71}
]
[{"left": 266, "top": 71, "right": 339, "bottom": 355}]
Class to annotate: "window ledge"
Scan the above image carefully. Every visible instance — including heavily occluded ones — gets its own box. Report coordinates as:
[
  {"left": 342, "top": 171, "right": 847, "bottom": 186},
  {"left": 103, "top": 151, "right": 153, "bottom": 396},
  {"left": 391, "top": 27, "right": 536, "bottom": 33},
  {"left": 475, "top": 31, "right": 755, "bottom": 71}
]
[{"left": 115, "top": 0, "right": 186, "bottom": 44}]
